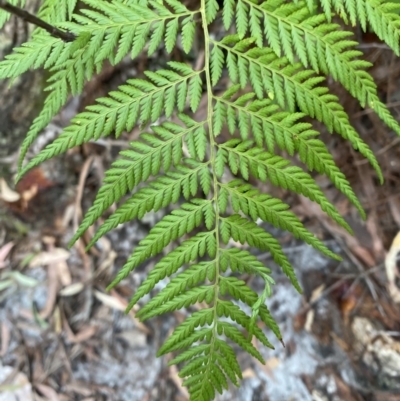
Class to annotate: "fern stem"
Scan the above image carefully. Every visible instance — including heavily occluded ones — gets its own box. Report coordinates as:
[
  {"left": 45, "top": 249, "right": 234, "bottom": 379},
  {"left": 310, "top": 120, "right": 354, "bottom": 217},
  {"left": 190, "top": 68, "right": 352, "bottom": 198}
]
[
  {"left": 200, "top": 0, "right": 221, "bottom": 390},
  {"left": 0, "top": 0, "right": 76, "bottom": 42}
]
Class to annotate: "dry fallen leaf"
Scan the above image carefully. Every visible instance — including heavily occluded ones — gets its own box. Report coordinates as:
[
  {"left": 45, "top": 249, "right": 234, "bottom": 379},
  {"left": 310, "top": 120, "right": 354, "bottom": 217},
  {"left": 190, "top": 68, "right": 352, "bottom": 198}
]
[
  {"left": 0, "top": 242, "right": 14, "bottom": 269},
  {"left": 168, "top": 363, "right": 189, "bottom": 400},
  {"left": 93, "top": 290, "right": 126, "bottom": 311},
  {"left": 59, "top": 283, "right": 85, "bottom": 297},
  {"left": 242, "top": 368, "right": 257, "bottom": 378},
  {"left": 40, "top": 259, "right": 59, "bottom": 319},
  {"left": 0, "top": 322, "right": 10, "bottom": 357},
  {"left": 56, "top": 260, "right": 72, "bottom": 287},
  {"left": 385, "top": 231, "right": 400, "bottom": 303},
  {"left": 0, "top": 178, "right": 20, "bottom": 202},
  {"left": 305, "top": 284, "right": 325, "bottom": 332},
  {"left": 35, "top": 383, "right": 60, "bottom": 401},
  {"left": 29, "top": 248, "right": 70, "bottom": 268}
]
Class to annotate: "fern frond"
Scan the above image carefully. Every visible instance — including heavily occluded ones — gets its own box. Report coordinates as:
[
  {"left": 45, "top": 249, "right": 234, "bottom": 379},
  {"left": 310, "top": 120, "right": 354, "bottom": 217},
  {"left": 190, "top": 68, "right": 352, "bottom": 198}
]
[
  {"left": 108, "top": 199, "right": 214, "bottom": 288},
  {"left": 216, "top": 139, "right": 352, "bottom": 234},
  {"left": 0, "top": 0, "right": 77, "bottom": 80},
  {"left": 69, "top": 119, "right": 207, "bottom": 246},
  {"left": 140, "top": 285, "right": 215, "bottom": 319},
  {"left": 136, "top": 260, "right": 216, "bottom": 319},
  {"left": 218, "top": 272, "right": 282, "bottom": 340},
  {"left": 216, "top": 300, "right": 274, "bottom": 348},
  {"left": 213, "top": 35, "right": 383, "bottom": 181},
  {"left": 363, "top": 0, "right": 400, "bottom": 55},
  {"left": 60, "top": 0, "right": 196, "bottom": 63},
  {"left": 7, "top": 0, "right": 400, "bottom": 399},
  {"left": 213, "top": 88, "right": 365, "bottom": 217},
  {"left": 14, "top": 0, "right": 199, "bottom": 168},
  {"left": 17, "top": 41, "right": 98, "bottom": 168},
  {"left": 159, "top": 317, "right": 214, "bottom": 356},
  {"left": 87, "top": 160, "right": 211, "bottom": 248},
  {"left": 17, "top": 64, "right": 202, "bottom": 178},
  {"left": 127, "top": 231, "right": 216, "bottom": 311},
  {"left": 220, "top": 214, "right": 302, "bottom": 291},
  {"left": 321, "top": 0, "right": 400, "bottom": 55},
  {"left": 222, "top": 1, "right": 400, "bottom": 141},
  {"left": 219, "top": 179, "right": 338, "bottom": 259},
  {"left": 0, "top": 34, "right": 63, "bottom": 79},
  {"left": 298, "top": 11, "right": 400, "bottom": 135}
]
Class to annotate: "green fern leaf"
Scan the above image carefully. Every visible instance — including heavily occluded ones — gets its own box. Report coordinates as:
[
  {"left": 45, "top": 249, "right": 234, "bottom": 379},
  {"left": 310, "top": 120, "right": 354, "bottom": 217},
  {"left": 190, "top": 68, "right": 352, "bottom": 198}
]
[
  {"left": 217, "top": 140, "right": 352, "bottom": 234},
  {"left": 69, "top": 120, "right": 207, "bottom": 246},
  {"left": 127, "top": 231, "right": 216, "bottom": 311},
  {"left": 6, "top": 0, "right": 400, "bottom": 398},
  {"left": 108, "top": 199, "right": 213, "bottom": 288},
  {"left": 219, "top": 179, "right": 339, "bottom": 260}
]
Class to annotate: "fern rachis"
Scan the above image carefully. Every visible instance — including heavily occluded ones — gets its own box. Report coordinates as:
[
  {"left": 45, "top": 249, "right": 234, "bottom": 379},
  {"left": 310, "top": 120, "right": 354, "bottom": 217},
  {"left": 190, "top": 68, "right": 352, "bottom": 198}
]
[{"left": 1, "top": 0, "right": 400, "bottom": 399}]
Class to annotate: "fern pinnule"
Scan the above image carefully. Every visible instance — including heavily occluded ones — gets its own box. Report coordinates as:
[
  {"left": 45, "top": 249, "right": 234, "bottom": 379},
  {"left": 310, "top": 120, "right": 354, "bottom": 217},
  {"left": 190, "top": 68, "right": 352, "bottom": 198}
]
[
  {"left": 136, "top": 261, "right": 216, "bottom": 317},
  {"left": 17, "top": 62, "right": 201, "bottom": 180},
  {"left": 213, "top": 88, "right": 366, "bottom": 217},
  {"left": 220, "top": 214, "right": 302, "bottom": 291},
  {"left": 216, "top": 140, "right": 352, "bottom": 234},
  {"left": 87, "top": 160, "right": 210, "bottom": 249},
  {"left": 219, "top": 248, "right": 270, "bottom": 276},
  {"left": 214, "top": 35, "right": 383, "bottom": 181},
  {"left": 38, "top": 0, "right": 77, "bottom": 22},
  {"left": 69, "top": 120, "right": 207, "bottom": 246},
  {"left": 218, "top": 179, "right": 339, "bottom": 259},
  {"left": 108, "top": 199, "right": 214, "bottom": 289}
]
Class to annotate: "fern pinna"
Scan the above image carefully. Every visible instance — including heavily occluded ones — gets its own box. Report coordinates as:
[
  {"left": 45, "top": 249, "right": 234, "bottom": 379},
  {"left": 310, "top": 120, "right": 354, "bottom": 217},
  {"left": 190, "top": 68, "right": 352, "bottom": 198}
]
[{"left": 2, "top": 0, "right": 400, "bottom": 399}]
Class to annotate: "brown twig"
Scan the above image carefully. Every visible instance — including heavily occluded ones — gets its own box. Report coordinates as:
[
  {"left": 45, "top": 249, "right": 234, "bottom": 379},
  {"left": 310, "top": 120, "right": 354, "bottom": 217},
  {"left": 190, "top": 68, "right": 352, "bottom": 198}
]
[
  {"left": 320, "top": 219, "right": 386, "bottom": 316},
  {"left": 0, "top": 0, "right": 76, "bottom": 42}
]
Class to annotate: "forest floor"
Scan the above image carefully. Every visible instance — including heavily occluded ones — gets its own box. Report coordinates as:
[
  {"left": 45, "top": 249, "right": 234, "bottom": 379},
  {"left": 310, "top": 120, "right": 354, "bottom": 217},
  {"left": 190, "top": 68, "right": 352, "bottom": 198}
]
[{"left": 1, "top": 8, "right": 400, "bottom": 401}]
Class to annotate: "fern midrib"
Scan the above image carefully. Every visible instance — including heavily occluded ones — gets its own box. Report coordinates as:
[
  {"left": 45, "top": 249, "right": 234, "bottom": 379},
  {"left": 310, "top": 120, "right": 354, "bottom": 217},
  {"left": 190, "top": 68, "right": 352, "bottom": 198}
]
[{"left": 199, "top": 0, "right": 221, "bottom": 393}]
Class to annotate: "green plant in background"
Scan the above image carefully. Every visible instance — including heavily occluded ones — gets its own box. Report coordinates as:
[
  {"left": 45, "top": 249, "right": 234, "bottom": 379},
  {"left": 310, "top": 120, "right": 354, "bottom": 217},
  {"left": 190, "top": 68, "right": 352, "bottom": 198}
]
[{"left": 1, "top": 0, "right": 400, "bottom": 399}]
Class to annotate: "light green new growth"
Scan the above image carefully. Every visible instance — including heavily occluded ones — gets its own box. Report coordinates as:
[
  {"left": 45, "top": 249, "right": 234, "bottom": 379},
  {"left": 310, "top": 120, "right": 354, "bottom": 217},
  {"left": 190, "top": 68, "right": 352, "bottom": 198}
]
[{"left": 2, "top": 0, "right": 400, "bottom": 399}]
